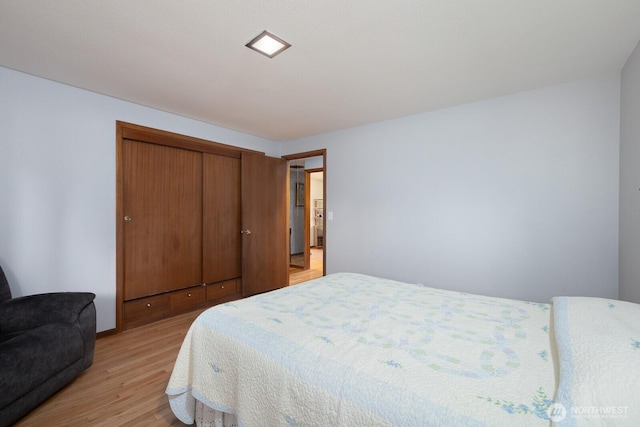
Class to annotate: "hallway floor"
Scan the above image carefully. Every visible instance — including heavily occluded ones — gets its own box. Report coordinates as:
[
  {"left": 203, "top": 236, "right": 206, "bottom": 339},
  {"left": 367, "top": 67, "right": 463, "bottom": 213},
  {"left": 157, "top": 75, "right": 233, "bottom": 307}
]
[{"left": 289, "top": 247, "right": 324, "bottom": 285}]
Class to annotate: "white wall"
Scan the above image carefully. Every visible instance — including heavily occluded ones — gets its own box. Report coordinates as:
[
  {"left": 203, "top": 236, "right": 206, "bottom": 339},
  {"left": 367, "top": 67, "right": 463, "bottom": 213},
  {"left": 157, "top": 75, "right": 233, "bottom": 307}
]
[
  {"left": 0, "top": 67, "right": 279, "bottom": 332},
  {"left": 620, "top": 40, "right": 640, "bottom": 304},
  {"left": 0, "top": 66, "right": 623, "bottom": 334},
  {"left": 281, "top": 74, "right": 621, "bottom": 303}
]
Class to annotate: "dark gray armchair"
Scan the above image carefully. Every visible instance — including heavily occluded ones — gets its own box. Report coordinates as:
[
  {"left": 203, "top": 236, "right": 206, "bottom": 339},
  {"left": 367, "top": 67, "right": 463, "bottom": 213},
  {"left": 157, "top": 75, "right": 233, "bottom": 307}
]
[{"left": 0, "top": 265, "right": 96, "bottom": 426}]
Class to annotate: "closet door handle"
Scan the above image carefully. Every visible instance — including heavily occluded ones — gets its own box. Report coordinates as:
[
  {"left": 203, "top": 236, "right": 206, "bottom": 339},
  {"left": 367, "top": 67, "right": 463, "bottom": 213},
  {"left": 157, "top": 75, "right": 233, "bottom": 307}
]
[
  {"left": 124, "top": 215, "right": 132, "bottom": 222},
  {"left": 241, "top": 230, "right": 252, "bottom": 235}
]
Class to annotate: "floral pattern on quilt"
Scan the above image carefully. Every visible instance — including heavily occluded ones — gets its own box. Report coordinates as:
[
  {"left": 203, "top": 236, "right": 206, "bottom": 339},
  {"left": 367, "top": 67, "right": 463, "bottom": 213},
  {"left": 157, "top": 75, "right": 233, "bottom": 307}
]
[
  {"left": 477, "top": 387, "right": 553, "bottom": 420},
  {"left": 168, "top": 273, "right": 556, "bottom": 427},
  {"left": 252, "top": 274, "right": 537, "bottom": 379}
]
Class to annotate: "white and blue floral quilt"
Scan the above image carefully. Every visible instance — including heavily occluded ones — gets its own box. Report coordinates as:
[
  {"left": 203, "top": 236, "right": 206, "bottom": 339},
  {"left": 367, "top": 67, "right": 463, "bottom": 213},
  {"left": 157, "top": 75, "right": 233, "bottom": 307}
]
[
  {"left": 551, "top": 296, "right": 640, "bottom": 426},
  {"left": 166, "top": 273, "right": 639, "bottom": 426}
]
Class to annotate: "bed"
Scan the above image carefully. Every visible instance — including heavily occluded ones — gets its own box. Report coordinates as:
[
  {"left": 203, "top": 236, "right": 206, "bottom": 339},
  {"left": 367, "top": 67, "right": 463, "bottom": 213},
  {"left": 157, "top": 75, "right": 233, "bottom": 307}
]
[{"left": 166, "top": 272, "right": 640, "bottom": 426}]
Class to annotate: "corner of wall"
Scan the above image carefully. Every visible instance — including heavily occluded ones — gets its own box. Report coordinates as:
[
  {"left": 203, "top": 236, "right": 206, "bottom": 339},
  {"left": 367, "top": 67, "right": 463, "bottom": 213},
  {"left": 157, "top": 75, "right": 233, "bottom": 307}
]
[{"left": 619, "top": 38, "right": 640, "bottom": 303}]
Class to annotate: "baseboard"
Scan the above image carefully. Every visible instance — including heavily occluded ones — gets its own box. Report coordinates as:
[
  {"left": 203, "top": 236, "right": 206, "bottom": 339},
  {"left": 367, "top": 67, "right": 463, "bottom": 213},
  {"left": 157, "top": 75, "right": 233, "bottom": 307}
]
[{"left": 96, "top": 328, "right": 118, "bottom": 339}]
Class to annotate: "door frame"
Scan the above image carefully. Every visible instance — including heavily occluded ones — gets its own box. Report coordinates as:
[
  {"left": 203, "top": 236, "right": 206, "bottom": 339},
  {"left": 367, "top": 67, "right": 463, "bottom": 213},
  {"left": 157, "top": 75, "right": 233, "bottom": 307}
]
[
  {"left": 304, "top": 167, "right": 323, "bottom": 269},
  {"left": 282, "top": 149, "right": 327, "bottom": 278}
]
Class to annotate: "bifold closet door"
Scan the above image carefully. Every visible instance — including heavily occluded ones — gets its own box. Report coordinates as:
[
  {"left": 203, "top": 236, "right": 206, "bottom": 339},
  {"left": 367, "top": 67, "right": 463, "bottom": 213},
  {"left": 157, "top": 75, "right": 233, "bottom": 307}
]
[{"left": 123, "top": 140, "right": 203, "bottom": 300}]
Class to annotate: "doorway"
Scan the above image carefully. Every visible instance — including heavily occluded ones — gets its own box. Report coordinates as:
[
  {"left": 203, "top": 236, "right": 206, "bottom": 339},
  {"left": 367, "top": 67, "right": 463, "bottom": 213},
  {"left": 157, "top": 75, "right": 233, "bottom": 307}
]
[{"left": 282, "top": 150, "right": 326, "bottom": 285}]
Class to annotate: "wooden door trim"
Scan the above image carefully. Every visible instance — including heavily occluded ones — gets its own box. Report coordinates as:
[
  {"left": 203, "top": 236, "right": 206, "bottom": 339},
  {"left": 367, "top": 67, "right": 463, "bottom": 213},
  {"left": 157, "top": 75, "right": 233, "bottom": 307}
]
[
  {"left": 282, "top": 149, "right": 327, "bottom": 277},
  {"left": 118, "top": 121, "right": 263, "bottom": 158},
  {"left": 115, "top": 123, "right": 125, "bottom": 332},
  {"left": 116, "top": 121, "right": 265, "bottom": 332},
  {"left": 303, "top": 168, "right": 323, "bottom": 269},
  {"left": 304, "top": 170, "right": 311, "bottom": 270}
]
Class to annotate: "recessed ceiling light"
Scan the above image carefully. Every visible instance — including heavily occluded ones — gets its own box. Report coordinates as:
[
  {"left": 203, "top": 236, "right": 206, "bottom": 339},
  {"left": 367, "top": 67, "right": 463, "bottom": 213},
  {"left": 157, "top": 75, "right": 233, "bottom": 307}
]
[{"left": 246, "top": 30, "right": 291, "bottom": 58}]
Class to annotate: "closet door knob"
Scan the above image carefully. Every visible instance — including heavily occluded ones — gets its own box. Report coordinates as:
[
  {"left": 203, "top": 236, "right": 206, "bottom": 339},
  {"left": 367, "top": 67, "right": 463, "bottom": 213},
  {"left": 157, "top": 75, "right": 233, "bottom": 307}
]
[
  {"left": 241, "top": 229, "right": 252, "bottom": 235},
  {"left": 124, "top": 215, "right": 132, "bottom": 222}
]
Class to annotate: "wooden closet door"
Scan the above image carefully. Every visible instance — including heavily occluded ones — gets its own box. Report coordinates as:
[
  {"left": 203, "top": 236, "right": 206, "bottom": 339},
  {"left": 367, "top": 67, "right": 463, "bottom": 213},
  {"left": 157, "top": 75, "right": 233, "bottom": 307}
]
[
  {"left": 203, "top": 153, "right": 241, "bottom": 283},
  {"left": 241, "top": 152, "right": 288, "bottom": 296},
  {"left": 123, "top": 140, "right": 202, "bottom": 300}
]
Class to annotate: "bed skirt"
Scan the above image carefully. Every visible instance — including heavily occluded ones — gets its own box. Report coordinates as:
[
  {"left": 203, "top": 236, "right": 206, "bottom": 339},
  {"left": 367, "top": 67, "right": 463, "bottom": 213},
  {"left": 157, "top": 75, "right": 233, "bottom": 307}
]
[{"left": 194, "top": 400, "right": 238, "bottom": 427}]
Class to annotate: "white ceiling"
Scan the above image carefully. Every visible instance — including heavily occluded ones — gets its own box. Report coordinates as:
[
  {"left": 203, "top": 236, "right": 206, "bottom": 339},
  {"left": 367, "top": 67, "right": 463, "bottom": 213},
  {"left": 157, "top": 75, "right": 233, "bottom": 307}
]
[{"left": 1, "top": 1, "right": 639, "bottom": 141}]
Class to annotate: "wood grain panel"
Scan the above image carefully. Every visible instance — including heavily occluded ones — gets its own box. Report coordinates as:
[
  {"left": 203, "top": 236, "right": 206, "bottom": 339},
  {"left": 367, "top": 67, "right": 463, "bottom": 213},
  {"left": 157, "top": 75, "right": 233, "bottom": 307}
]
[
  {"left": 123, "top": 140, "right": 202, "bottom": 300},
  {"left": 206, "top": 279, "right": 239, "bottom": 301},
  {"left": 123, "top": 293, "right": 171, "bottom": 329},
  {"left": 118, "top": 121, "right": 262, "bottom": 158},
  {"left": 203, "top": 154, "right": 241, "bottom": 284},
  {"left": 242, "top": 153, "right": 288, "bottom": 297},
  {"left": 169, "top": 286, "right": 206, "bottom": 311}
]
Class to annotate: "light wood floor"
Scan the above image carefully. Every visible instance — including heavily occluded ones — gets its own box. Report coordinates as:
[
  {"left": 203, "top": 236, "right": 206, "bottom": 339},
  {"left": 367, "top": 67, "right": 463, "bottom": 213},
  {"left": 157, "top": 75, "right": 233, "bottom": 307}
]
[
  {"left": 15, "top": 252, "right": 324, "bottom": 426},
  {"left": 15, "top": 309, "right": 204, "bottom": 426},
  {"left": 289, "top": 247, "right": 324, "bottom": 285}
]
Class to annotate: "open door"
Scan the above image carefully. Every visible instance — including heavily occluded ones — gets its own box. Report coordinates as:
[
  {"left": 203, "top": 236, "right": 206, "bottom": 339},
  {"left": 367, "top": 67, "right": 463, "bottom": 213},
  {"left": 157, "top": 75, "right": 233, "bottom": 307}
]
[
  {"left": 241, "top": 152, "right": 288, "bottom": 297},
  {"left": 283, "top": 150, "right": 326, "bottom": 285}
]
